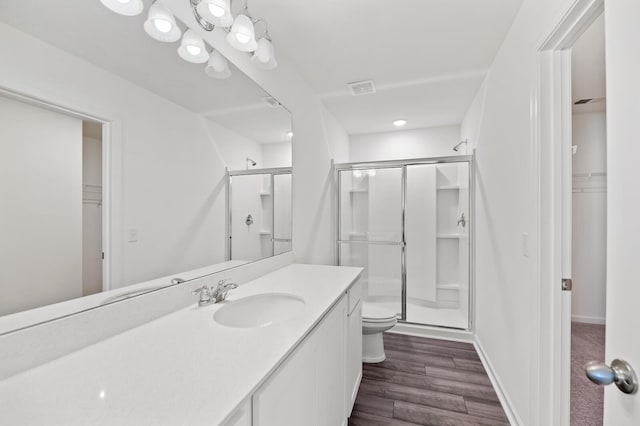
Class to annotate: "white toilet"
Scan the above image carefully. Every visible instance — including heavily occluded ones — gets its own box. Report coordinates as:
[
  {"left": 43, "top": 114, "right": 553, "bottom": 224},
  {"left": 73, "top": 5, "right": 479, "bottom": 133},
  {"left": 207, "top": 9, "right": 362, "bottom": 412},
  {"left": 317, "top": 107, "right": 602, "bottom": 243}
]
[{"left": 361, "top": 302, "right": 398, "bottom": 363}]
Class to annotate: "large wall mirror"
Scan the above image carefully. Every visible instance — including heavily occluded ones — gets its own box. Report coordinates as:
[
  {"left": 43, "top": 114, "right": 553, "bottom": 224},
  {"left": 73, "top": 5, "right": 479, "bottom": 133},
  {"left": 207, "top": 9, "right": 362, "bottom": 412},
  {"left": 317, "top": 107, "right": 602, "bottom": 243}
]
[{"left": 0, "top": 0, "right": 292, "bottom": 332}]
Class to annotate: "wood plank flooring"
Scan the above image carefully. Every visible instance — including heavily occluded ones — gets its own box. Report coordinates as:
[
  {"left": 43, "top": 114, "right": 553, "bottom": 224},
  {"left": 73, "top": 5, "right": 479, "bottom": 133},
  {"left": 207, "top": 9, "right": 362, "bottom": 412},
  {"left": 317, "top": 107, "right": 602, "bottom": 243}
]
[{"left": 348, "top": 332, "right": 509, "bottom": 426}]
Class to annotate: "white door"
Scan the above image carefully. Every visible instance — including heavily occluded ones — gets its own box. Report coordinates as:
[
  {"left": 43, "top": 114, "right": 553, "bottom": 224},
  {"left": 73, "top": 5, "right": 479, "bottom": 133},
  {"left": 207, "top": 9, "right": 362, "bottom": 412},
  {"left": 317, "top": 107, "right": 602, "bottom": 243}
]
[{"left": 599, "top": 0, "right": 640, "bottom": 423}]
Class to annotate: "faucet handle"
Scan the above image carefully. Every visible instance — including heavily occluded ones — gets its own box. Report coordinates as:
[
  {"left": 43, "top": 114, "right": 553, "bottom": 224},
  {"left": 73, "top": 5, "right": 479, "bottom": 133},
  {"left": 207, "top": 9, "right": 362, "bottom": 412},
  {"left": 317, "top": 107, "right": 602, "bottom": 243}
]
[{"left": 193, "top": 285, "right": 212, "bottom": 306}]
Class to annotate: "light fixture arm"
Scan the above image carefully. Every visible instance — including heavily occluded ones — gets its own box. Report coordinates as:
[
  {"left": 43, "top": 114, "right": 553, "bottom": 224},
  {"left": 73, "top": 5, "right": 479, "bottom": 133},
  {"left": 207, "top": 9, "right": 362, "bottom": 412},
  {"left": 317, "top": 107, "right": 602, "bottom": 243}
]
[
  {"left": 252, "top": 18, "right": 271, "bottom": 40},
  {"left": 190, "top": 0, "right": 215, "bottom": 31}
]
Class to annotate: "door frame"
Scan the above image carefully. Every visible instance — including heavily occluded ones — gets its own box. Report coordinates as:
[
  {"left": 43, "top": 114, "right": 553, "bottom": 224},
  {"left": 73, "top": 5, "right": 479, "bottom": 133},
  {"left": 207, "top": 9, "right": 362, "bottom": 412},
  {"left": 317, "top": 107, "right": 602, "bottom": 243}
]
[
  {"left": 535, "top": 0, "right": 604, "bottom": 424},
  {"left": 0, "top": 85, "right": 114, "bottom": 291}
]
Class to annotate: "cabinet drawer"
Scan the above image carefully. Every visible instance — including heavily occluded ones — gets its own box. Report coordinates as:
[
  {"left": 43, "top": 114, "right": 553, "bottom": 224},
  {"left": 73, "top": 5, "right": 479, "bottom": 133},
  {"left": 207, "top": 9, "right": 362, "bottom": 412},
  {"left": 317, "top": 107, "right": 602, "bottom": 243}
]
[{"left": 348, "top": 278, "right": 362, "bottom": 316}]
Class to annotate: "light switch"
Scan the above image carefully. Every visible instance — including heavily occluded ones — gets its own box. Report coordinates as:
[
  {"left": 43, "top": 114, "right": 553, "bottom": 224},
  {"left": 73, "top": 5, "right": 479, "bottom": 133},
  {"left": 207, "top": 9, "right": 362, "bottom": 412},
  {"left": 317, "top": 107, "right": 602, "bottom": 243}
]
[
  {"left": 522, "top": 233, "right": 529, "bottom": 257},
  {"left": 127, "top": 228, "right": 138, "bottom": 243}
]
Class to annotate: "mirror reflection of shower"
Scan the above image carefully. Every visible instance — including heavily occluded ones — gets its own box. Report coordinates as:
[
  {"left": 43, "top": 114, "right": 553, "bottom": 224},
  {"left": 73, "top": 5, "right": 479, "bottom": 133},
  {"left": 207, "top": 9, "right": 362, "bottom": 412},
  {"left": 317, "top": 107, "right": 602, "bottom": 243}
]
[
  {"left": 227, "top": 168, "right": 292, "bottom": 262},
  {"left": 452, "top": 140, "right": 468, "bottom": 152}
]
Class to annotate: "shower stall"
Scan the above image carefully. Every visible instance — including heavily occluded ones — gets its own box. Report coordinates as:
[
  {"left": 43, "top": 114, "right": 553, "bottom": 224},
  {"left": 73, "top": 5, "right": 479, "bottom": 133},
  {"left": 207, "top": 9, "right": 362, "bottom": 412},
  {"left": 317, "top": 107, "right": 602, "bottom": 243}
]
[
  {"left": 227, "top": 167, "right": 292, "bottom": 262},
  {"left": 336, "top": 156, "right": 473, "bottom": 330}
]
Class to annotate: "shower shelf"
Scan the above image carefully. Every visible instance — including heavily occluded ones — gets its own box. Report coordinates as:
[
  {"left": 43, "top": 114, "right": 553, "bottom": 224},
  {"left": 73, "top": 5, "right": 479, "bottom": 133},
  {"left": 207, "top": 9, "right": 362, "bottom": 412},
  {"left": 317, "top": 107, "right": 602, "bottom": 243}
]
[
  {"left": 436, "top": 234, "right": 465, "bottom": 239},
  {"left": 437, "top": 185, "right": 460, "bottom": 190},
  {"left": 349, "top": 189, "right": 368, "bottom": 193},
  {"left": 437, "top": 283, "right": 461, "bottom": 290},
  {"left": 259, "top": 192, "right": 272, "bottom": 196},
  {"left": 348, "top": 232, "right": 367, "bottom": 238},
  {"left": 259, "top": 231, "right": 272, "bottom": 236}
]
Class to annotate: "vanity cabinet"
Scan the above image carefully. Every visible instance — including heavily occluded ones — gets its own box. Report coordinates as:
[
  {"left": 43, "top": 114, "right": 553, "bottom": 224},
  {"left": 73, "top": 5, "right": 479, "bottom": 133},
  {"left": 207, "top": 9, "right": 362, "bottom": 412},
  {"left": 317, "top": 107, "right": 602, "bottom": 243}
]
[
  {"left": 346, "top": 299, "right": 362, "bottom": 416},
  {"left": 252, "top": 295, "right": 348, "bottom": 426}
]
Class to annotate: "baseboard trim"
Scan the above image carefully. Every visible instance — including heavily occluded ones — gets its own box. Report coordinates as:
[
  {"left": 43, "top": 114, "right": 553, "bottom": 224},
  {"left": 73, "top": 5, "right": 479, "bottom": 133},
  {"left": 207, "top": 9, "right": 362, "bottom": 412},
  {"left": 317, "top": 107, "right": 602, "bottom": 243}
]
[
  {"left": 571, "top": 315, "right": 606, "bottom": 325},
  {"left": 388, "top": 323, "right": 474, "bottom": 343},
  {"left": 474, "top": 336, "right": 523, "bottom": 426}
]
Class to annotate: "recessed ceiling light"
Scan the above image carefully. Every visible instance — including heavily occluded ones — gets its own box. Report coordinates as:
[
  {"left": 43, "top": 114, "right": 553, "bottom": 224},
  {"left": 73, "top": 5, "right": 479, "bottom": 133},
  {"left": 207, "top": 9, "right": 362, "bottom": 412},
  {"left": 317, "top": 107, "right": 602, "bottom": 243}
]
[{"left": 393, "top": 119, "right": 407, "bottom": 127}]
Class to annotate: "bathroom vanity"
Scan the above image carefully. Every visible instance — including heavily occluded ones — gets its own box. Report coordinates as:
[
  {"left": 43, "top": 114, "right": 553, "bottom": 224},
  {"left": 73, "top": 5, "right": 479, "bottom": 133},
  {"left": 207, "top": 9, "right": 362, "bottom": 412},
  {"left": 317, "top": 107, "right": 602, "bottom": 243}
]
[{"left": 0, "top": 264, "right": 362, "bottom": 425}]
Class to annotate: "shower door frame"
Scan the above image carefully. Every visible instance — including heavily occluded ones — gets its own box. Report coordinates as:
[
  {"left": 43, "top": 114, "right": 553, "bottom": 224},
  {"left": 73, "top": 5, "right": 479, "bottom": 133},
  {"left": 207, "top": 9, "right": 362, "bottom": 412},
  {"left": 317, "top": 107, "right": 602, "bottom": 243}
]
[
  {"left": 226, "top": 167, "right": 292, "bottom": 261},
  {"left": 335, "top": 155, "right": 474, "bottom": 330}
]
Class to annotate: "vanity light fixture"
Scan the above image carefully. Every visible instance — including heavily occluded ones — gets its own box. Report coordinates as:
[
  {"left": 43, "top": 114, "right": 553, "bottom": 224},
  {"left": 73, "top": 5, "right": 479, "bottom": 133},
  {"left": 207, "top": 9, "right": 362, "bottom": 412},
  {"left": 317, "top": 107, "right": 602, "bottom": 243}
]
[
  {"left": 205, "top": 50, "right": 232, "bottom": 79},
  {"left": 393, "top": 119, "right": 407, "bottom": 127},
  {"left": 196, "top": 0, "right": 233, "bottom": 27},
  {"left": 178, "top": 29, "right": 210, "bottom": 63},
  {"left": 144, "top": 2, "right": 182, "bottom": 42},
  {"left": 99, "top": 0, "right": 143, "bottom": 16}
]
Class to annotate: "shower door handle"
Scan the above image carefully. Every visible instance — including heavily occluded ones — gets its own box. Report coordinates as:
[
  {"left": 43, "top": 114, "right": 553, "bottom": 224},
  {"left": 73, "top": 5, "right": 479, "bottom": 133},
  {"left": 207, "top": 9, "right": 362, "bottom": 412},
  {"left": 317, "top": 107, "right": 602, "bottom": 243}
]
[{"left": 585, "top": 359, "right": 638, "bottom": 394}]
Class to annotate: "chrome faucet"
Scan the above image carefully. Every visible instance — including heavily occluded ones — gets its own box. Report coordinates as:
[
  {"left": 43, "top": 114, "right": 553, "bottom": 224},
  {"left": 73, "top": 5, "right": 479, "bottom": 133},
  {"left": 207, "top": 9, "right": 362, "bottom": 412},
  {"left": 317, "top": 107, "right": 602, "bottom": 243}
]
[{"left": 192, "top": 279, "right": 238, "bottom": 307}]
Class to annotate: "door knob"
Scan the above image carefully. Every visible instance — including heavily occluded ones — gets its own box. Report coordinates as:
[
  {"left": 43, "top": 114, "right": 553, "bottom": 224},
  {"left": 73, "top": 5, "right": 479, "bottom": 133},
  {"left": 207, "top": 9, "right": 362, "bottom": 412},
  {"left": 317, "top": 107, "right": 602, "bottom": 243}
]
[{"left": 585, "top": 359, "right": 638, "bottom": 394}]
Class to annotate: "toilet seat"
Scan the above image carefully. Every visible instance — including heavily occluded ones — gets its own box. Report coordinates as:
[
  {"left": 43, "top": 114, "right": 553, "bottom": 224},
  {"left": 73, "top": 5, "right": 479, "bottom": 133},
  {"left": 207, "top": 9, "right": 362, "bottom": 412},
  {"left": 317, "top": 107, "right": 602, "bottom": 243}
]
[{"left": 362, "top": 303, "right": 397, "bottom": 323}]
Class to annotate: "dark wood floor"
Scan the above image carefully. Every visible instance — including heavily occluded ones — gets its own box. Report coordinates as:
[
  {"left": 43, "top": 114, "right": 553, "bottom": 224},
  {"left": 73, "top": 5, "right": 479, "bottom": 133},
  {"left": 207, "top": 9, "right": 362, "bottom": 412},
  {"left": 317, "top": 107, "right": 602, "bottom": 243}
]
[{"left": 348, "top": 332, "right": 509, "bottom": 426}]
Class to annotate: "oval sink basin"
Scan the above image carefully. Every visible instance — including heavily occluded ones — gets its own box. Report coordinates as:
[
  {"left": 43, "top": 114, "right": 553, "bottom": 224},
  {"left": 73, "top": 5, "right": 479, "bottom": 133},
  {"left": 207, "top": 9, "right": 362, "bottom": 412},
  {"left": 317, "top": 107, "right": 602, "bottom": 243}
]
[{"left": 214, "top": 293, "right": 305, "bottom": 328}]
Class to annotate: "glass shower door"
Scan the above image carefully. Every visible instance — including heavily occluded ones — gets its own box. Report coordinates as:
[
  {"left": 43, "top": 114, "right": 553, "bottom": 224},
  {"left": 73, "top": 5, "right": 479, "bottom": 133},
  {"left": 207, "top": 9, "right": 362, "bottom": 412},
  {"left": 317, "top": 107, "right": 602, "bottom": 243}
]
[
  {"left": 404, "top": 162, "right": 470, "bottom": 329},
  {"left": 337, "top": 167, "right": 404, "bottom": 317}
]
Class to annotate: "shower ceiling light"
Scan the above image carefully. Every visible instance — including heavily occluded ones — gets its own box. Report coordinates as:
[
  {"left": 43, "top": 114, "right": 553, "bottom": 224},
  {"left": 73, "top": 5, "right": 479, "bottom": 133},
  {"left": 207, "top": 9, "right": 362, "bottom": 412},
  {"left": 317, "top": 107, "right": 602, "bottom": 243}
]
[
  {"left": 144, "top": 2, "right": 181, "bottom": 42},
  {"left": 100, "top": 0, "right": 143, "bottom": 16},
  {"left": 393, "top": 119, "right": 407, "bottom": 127},
  {"left": 205, "top": 50, "right": 232, "bottom": 79},
  {"left": 227, "top": 14, "right": 257, "bottom": 52},
  {"left": 252, "top": 38, "right": 277, "bottom": 69},
  {"left": 178, "top": 29, "right": 210, "bottom": 63},
  {"left": 196, "top": 0, "right": 233, "bottom": 27}
]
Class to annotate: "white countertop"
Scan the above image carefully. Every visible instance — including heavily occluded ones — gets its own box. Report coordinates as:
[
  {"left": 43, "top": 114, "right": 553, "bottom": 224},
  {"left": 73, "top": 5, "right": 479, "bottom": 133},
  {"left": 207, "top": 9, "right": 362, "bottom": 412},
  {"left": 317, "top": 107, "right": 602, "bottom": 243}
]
[{"left": 0, "top": 264, "right": 361, "bottom": 425}]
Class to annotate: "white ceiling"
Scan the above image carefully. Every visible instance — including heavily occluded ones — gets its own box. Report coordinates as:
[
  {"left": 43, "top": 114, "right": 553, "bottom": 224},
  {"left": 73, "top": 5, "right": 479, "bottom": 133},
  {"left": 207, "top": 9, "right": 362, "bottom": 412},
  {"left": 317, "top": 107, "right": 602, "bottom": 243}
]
[
  {"left": 0, "top": 0, "right": 291, "bottom": 144},
  {"left": 572, "top": 14, "right": 606, "bottom": 112},
  {"left": 250, "top": 0, "right": 524, "bottom": 135}
]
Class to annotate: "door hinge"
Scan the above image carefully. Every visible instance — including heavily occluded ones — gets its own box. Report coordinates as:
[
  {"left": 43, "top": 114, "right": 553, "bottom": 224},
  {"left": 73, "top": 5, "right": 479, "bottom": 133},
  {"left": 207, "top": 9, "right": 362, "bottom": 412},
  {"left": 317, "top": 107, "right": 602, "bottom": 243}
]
[{"left": 562, "top": 278, "right": 572, "bottom": 291}]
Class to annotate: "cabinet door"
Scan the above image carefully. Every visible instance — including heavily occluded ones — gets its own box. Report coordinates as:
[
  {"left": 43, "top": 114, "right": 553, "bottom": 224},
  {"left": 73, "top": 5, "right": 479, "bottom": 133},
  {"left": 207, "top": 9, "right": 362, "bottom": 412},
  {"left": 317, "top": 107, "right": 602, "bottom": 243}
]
[
  {"left": 316, "top": 297, "right": 347, "bottom": 426},
  {"left": 252, "top": 329, "right": 316, "bottom": 426},
  {"left": 346, "top": 300, "right": 362, "bottom": 417}
]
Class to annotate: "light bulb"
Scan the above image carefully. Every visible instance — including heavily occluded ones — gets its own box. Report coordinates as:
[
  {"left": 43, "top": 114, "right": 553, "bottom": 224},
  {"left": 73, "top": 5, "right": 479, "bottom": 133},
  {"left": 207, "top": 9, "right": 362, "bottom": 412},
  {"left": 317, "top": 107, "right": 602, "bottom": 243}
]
[
  {"left": 393, "top": 119, "right": 407, "bottom": 127},
  {"left": 197, "top": 0, "right": 233, "bottom": 27},
  {"left": 235, "top": 32, "right": 251, "bottom": 44},
  {"left": 100, "top": 0, "right": 143, "bottom": 16},
  {"left": 353, "top": 170, "right": 363, "bottom": 179},
  {"left": 367, "top": 170, "right": 377, "bottom": 177},
  {"left": 208, "top": 3, "right": 225, "bottom": 17},
  {"left": 186, "top": 45, "right": 202, "bottom": 55},
  {"left": 153, "top": 19, "right": 172, "bottom": 33},
  {"left": 287, "top": 131, "right": 293, "bottom": 138}
]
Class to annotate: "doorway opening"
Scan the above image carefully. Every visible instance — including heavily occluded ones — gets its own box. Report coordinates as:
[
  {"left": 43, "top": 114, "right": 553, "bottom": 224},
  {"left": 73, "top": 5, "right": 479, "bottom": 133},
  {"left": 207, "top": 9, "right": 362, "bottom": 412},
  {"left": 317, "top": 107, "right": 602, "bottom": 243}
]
[{"left": 569, "top": 12, "right": 607, "bottom": 426}]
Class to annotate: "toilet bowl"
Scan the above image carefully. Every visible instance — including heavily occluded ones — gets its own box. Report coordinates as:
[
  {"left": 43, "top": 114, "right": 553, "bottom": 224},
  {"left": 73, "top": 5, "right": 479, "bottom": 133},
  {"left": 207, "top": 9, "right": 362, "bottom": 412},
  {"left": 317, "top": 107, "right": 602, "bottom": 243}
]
[{"left": 362, "top": 302, "right": 398, "bottom": 363}]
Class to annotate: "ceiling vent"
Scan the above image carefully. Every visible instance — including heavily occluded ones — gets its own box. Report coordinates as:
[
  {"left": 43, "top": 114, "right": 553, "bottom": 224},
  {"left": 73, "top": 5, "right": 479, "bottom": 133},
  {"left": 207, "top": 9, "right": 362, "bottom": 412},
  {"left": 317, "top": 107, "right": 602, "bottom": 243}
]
[
  {"left": 347, "top": 80, "right": 376, "bottom": 96},
  {"left": 262, "top": 96, "right": 282, "bottom": 108},
  {"left": 574, "top": 98, "right": 593, "bottom": 105}
]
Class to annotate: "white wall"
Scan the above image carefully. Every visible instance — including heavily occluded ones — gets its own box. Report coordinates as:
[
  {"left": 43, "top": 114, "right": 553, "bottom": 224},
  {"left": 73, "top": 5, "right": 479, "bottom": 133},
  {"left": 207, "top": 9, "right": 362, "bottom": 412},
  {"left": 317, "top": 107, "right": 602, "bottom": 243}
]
[
  {"left": 571, "top": 111, "right": 606, "bottom": 324},
  {"left": 0, "top": 22, "right": 228, "bottom": 289},
  {"left": 459, "top": 0, "right": 581, "bottom": 423},
  {"left": 203, "top": 119, "right": 263, "bottom": 171},
  {"left": 0, "top": 95, "right": 83, "bottom": 316},
  {"left": 349, "top": 125, "right": 462, "bottom": 162},
  {"left": 261, "top": 142, "right": 292, "bottom": 169}
]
